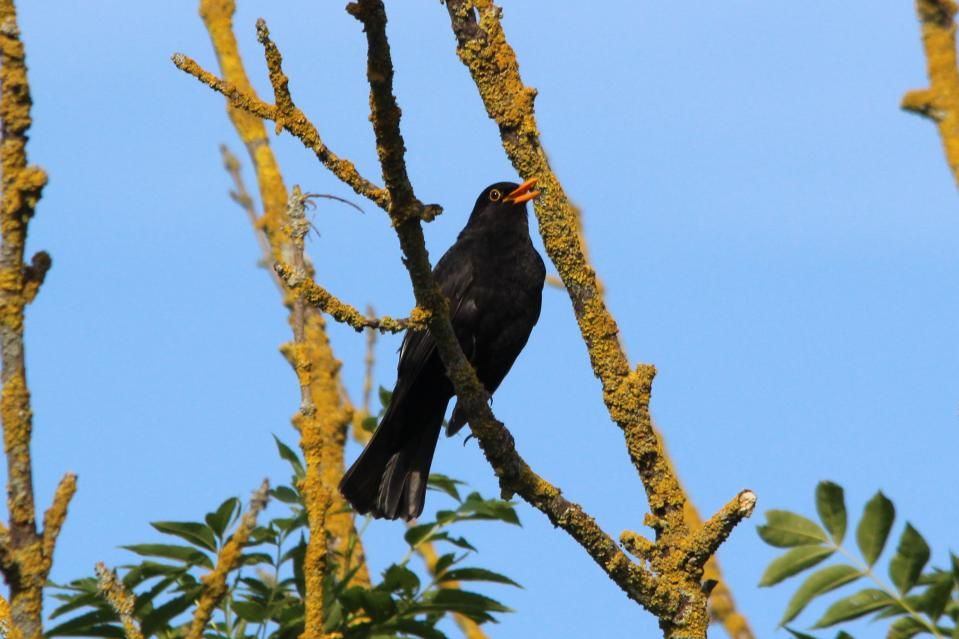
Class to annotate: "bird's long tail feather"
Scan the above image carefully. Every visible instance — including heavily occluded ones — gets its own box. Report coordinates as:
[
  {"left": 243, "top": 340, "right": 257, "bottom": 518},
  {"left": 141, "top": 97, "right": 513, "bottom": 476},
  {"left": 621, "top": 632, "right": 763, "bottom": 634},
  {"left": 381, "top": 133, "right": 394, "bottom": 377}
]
[{"left": 339, "top": 392, "right": 447, "bottom": 521}]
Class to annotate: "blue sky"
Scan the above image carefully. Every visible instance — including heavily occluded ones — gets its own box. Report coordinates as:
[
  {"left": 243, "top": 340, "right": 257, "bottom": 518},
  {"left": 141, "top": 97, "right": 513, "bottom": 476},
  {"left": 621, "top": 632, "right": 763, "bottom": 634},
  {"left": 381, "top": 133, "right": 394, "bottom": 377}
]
[{"left": 8, "top": 1, "right": 958, "bottom": 637}]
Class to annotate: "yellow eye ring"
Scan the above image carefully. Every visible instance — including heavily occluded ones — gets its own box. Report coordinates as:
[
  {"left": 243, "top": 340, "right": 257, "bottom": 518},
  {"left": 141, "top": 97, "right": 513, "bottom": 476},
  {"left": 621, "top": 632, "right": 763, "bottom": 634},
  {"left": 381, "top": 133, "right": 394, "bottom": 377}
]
[{"left": 489, "top": 189, "right": 501, "bottom": 202}]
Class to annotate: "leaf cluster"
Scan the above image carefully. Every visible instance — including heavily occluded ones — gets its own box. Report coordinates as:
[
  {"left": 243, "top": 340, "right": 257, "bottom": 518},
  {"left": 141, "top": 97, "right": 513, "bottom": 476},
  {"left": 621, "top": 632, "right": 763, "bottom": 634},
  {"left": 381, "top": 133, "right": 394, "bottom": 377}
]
[
  {"left": 757, "top": 481, "right": 958, "bottom": 638},
  {"left": 48, "top": 434, "right": 521, "bottom": 639}
]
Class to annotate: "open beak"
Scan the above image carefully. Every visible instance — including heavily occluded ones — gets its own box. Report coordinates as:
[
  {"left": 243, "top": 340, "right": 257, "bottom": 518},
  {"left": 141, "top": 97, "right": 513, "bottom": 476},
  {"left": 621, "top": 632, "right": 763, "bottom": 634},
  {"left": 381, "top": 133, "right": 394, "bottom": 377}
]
[{"left": 503, "top": 177, "right": 540, "bottom": 205}]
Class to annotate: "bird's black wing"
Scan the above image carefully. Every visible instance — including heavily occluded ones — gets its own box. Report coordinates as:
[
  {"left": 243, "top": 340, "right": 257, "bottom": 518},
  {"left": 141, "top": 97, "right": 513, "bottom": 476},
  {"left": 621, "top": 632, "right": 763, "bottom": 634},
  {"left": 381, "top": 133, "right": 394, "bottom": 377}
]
[{"left": 390, "top": 244, "right": 480, "bottom": 407}]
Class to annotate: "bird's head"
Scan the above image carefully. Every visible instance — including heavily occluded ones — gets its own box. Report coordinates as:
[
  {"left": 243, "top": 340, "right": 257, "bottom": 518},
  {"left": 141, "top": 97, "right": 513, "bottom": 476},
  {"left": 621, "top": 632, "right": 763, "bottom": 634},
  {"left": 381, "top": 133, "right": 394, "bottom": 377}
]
[{"left": 466, "top": 178, "right": 541, "bottom": 229}]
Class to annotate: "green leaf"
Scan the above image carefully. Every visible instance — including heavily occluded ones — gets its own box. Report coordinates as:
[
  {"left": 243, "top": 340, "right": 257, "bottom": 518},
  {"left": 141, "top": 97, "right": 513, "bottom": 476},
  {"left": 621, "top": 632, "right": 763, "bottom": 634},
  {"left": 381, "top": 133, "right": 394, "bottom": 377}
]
[
  {"left": 888, "top": 523, "right": 931, "bottom": 594},
  {"left": 404, "top": 523, "right": 436, "bottom": 547},
  {"left": 784, "top": 629, "right": 818, "bottom": 639},
  {"left": 381, "top": 564, "right": 421, "bottom": 596},
  {"left": 121, "top": 543, "right": 213, "bottom": 569},
  {"left": 459, "top": 493, "right": 521, "bottom": 525},
  {"left": 914, "top": 572, "right": 953, "bottom": 621},
  {"left": 427, "top": 474, "right": 464, "bottom": 502},
  {"left": 428, "top": 532, "right": 477, "bottom": 552},
  {"left": 432, "top": 552, "right": 457, "bottom": 577},
  {"left": 856, "top": 491, "right": 895, "bottom": 566},
  {"left": 377, "top": 386, "right": 393, "bottom": 410},
  {"left": 205, "top": 497, "right": 240, "bottom": 539},
  {"left": 416, "top": 588, "right": 511, "bottom": 624},
  {"left": 812, "top": 588, "right": 895, "bottom": 628},
  {"left": 361, "top": 415, "right": 378, "bottom": 433},
  {"left": 816, "top": 481, "right": 847, "bottom": 544},
  {"left": 272, "top": 485, "right": 300, "bottom": 504},
  {"left": 339, "top": 587, "right": 396, "bottom": 621},
  {"left": 757, "top": 510, "right": 829, "bottom": 547},
  {"left": 759, "top": 545, "right": 835, "bottom": 587},
  {"left": 232, "top": 600, "right": 268, "bottom": 623},
  {"left": 289, "top": 536, "right": 307, "bottom": 597},
  {"left": 49, "top": 591, "right": 103, "bottom": 619},
  {"left": 46, "top": 610, "right": 119, "bottom": 637},
  {"left": 888, "top": 616, "right": 927, "bottom": 639},
  {"left": 140, "top": 590, "right": 200, "bottom": 636},
  {"left": 441, "top": 567, "right": 521, "bottom": 587},
  {"left": 382, "top": 619, "right": 445, "bottom": 639},
  {"left": 780, "top": 564, "right": 862, "bottom": 625},
  {"left": 150, "top": 521, "right": 217, "bottom": 552},
  {"left": 836, "top": 633, "right": 855, "bottom": 639},
  {"left": 274, "top": 435, "right": 305, "bottom": 478}
]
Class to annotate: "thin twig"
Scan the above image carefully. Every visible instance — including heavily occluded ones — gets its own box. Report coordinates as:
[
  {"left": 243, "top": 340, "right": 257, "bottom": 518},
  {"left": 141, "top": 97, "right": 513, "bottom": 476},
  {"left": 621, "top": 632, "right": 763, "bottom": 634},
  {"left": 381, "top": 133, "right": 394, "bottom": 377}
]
[{"left": 274, "top": 262, "right": 428, "bottom": 334}]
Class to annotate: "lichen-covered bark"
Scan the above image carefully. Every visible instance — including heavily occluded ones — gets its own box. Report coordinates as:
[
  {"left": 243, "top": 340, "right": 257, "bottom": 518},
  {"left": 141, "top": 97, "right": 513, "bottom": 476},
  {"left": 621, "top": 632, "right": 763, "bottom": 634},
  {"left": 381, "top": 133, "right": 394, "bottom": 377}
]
[
  {"left": 95, "top": 563, "right": 145, "bottom": 639},
  {"left": 903, "top": 0, "right": 959, "bottom": 187},
  {"left": 0, "top": 3, "right": 76, "bottom": 637},
  {"left": 186, "top": 482, "right": 269, "bottom": 639},
  {"left": 198, "top": 0, "right": 370, "bottom": 615},
  {"left": 442, "top": 3, "right": 755, "bottom": 637},
  {"left": 176, "top": 3, "right": 755, "bottom": 636}
]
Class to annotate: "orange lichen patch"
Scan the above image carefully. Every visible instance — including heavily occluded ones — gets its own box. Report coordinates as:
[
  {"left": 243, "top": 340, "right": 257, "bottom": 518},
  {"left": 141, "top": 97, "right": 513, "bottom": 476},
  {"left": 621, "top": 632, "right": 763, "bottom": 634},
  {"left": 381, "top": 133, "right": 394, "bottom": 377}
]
[
  {"left": 904, "top": 0, "right": 959, "bottom": 187},
  {"left": 186, "top": 481, "right": 269, "bottom": 639}
]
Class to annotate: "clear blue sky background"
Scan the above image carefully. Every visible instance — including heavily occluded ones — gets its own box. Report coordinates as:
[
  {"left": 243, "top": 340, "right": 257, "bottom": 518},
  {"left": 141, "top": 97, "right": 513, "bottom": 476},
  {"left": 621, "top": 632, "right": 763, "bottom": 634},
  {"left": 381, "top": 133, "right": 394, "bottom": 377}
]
[{"left": 7, "top": 1, "right": 958, "bottom": 637}]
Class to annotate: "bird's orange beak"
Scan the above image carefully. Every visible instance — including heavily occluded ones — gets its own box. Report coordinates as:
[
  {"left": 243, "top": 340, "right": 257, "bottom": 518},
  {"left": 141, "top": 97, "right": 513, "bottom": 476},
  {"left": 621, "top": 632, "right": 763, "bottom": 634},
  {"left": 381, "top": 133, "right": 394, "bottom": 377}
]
[{"left": 503, "top": 177, "right": 540, "bottom": 205}]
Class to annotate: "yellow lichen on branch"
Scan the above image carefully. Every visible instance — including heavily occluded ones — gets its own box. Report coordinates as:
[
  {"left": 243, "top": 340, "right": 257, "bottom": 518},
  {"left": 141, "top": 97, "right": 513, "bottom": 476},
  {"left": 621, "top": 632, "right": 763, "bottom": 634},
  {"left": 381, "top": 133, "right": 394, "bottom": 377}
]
[
  {"left": 186, "top": 481, "right": 270, "bottom": 639},
  {"left": 196, "top": 0, "right": 370, "bottom": 605},
  {"left": 442, "top": 2, "right": 754, "bottom": 636},
  {"left": 95, "top": 563, "right": 144, "bottom": 639},
  {"left": 182, "top": 2, "right": 755, "bottom": 636},
  {"left": 0, "top": 3, "right": 76, "bottom": 638},
  {"left": 344, "top": 0, "right": 664, "bottom": 612},
  {"left": 903, "top": 0, "right": 959, "bottom": 186},
  {"left": 0, "top": 593, "right": 22, "bottom": 639},
  {"left": 275, "top": 261, "right": 430, "bottom": 334}
]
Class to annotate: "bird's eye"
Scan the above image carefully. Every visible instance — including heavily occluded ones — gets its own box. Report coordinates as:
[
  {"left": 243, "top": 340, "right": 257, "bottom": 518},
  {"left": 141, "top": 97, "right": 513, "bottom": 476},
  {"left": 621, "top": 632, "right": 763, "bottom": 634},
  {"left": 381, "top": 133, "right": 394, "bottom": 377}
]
[{"left": 489, "top": 189, "right": 501, "bottom": 202}]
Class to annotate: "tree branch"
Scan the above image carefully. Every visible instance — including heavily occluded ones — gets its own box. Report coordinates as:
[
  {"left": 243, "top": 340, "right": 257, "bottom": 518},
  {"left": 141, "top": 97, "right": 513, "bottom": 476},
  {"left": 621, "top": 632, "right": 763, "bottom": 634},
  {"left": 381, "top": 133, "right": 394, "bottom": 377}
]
[
  {"left": 95, "top": 563, "right": 144, "bottom": 639},
  {"left": 903, "top": 0, "right": 959, "bottom": 186},
  {"left": 274, "top": 261, "right": 429, "bottom": 333},
  {"left": 196, "top": 0, "right": 370, "bottom": 598},
  {"left": 343, "top": 0, "right": 661, "bottom": 610},
  {"left": 441, "top": 3, "right": 752, "bottom": 636},
  {"left": 186, "top": 480, "right": 269, "bottom": 639},
  {"left": 0, "top": 3, "right": 75, "bottom": 637},
  {"left": 173, "top": 51, "right": 391, "bottom": 211}
]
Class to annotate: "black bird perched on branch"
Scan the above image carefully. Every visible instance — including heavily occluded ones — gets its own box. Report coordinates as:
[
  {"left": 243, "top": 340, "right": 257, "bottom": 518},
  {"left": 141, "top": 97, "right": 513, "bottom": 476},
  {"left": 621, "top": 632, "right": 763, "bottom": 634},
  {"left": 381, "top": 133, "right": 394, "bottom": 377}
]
[{"left": 339, "top": 179, "right": 546, "bottom": 521}]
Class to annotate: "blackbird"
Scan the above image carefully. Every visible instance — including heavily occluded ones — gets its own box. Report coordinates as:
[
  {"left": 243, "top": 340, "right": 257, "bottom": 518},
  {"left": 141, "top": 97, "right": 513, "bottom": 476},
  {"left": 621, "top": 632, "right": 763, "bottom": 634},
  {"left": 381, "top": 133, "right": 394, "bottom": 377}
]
[{"left": 339, "top": 179, "right": 546, "bottom": 520}]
